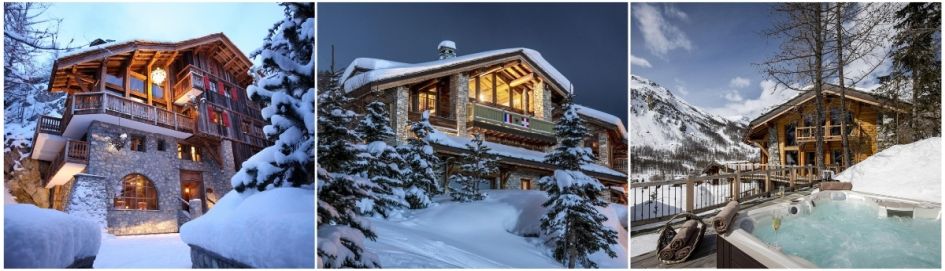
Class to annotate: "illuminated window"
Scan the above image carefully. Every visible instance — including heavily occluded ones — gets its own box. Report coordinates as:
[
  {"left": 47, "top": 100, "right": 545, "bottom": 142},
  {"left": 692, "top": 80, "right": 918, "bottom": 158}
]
[
  {"left": 479, "top": 75, "right": 494, "bottom": 103},
  {"left": 495, "top": 75, "right": 510, "bottom": 107},
  {"left": 417, "top": 87, "right": 437, "bottom": 114},
  {"left": 526, "top": 89, "right": 534, "bottom": 115},
  {"left": 177, "top": 144, "right": 202, "bottom": 161},
  {"left": 511, "top": 89, "right": 523, "bottom": 112},
  {"left": 114, "top": 174, "right": 158, "bottom": 210},
  {"left": 130, "top": 135, "right": 146, "bottom": 152},
  {"left": 520, "top": 179, "right": 531, "bottom": 190}
]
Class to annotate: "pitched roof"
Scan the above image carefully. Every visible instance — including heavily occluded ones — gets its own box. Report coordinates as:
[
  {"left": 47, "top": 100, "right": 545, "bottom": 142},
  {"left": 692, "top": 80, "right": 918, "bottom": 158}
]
[
  {"left": 746, "top": 84, "right": 911, "bottom": 132},
  {"left": 574, "top": 104, "right": 627, "bottom": 140},
  {"left": 339, "top": 48, "right": 573, "bottom": 97}
]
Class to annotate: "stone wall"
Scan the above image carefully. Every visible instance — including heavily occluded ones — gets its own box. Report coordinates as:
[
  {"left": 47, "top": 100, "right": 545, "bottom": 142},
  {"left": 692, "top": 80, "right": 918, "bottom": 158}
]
[
  {"left": 392, "top": 86, "right": 410, "bottom": 144},
  {"left": 767, "top": 126, "right": 781, "bottom": 166},
  {"left": 451, "top": 73, "right": 469, "bottom": 136},
  {"left": 83, "top": 121, "right": 231, "bottom": 235},
  {"left": 598, "top": 130, "right": 611, "bottom": 168},
  {"left": 506, "top": 169, "right": 545, "bottom": 190},
  {"left": 65, "top": 174, "right": 108, "bottom": 228}
]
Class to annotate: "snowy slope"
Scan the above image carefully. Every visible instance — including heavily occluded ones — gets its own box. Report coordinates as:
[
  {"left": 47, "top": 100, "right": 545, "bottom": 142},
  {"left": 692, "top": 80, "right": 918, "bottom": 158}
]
[
  {"left": 835, "top": 137, "right": 941, "bottom": 203},
  {"left": 630, "top": 75, "right": 755, "bottom": 181},
  {"left": 365, "top": 190, "right": 627, "bottom": 268}
]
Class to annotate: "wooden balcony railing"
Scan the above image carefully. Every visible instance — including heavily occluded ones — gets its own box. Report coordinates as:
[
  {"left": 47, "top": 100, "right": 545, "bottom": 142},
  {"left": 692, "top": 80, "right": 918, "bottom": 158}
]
[
  {"left": 37, "top": 115, "right": 63, "bottom": 135},
  {"left": 43, "top": 140, "right": 89, "bottom": 186},
  {"left": 796, "top": 125, "right": 843, "bottom": 142},
  {"left": 407, "top": 111, "right": 457, "bottom": 130},
  {"left": 68, "top": 92, "right": 195, "bottom": 133},
  {"left": 467, "top": 103, "right": 554, "bottom": 136},
  {"left": 630, "top": 164, "right": 837, "bottom": 227}
]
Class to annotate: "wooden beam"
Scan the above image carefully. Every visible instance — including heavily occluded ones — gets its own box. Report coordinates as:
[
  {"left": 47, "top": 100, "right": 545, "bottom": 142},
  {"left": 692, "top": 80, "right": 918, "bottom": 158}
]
[
  {"left": 98, "top": 58, "right": 108, "bottom": 92},
  {"left": 123, "top": 50, "right": 138, "bottom": 97},
  {"left": 509, "top": 73, "right": 534, "bottom": 88}
]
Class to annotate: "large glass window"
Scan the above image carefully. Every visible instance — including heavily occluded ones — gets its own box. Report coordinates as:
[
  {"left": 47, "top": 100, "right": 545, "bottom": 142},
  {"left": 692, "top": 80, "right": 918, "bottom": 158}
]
[
  {"left": 495, "top": 75, "right": 510, "bottom": 107},
  {"left": 417, "top": 87, "right": 437, "bottom": 114},
  {"left": 152, "top": 83, "right": 164, "bottom": 99},
  {"left": 479, "top": 75, "right": 494, "bottom": 103},
  {"left": 785, "top": 150, "right": 799, "bottom": 165},
  {"left": 178, "top": 144, "right": 202, "bottom": 161},
  {"left": 114, "top": 174, "right": 158, "bottom": 210},
  {"left": 785, "top": 122, "right": 797, "bottom": 146},
  {"left": 129, "top": 76, "right": 145, "bottom": 94},
  {"left": 511, "top": 89, "right": 523, "bottom": 112}
]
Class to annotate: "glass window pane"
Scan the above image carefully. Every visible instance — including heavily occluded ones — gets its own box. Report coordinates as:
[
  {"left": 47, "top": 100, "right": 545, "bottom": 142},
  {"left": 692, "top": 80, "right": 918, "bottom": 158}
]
[
  {"left": 495, "top": 75, "right": 509, "bottom": 107},
  {"left": 152, "top": 83, "right": 164, "bottom": 99},
  {"left": 468, "top": 77, "right": 476, "bottom": 99},
  {"left": 130, "top": 77, "right": 145, "bottom": 93},
  {"left": 512, "top": 89, "right": 523, "bottom": 111},
  {"left": 479, "top": 75, "right": 493, "bottom": 103}
]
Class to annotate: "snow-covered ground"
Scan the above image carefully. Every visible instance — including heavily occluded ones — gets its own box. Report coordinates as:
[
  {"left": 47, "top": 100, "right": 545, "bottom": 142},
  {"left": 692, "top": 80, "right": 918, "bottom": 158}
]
[
  {"left": 365, "top": 190, "right": 627, "bottom": 268},
  {"left": 94, "top": 233, "right": 191, "bottom": 268},
  {"left": 629, "top": 232, "right": 660, "bottom": 258},
  {"left": 836, "top": 137, "right": 941, "bottom": 203},
  {"left": 181, "top": 187, "right": 314, "bottom": 268}
]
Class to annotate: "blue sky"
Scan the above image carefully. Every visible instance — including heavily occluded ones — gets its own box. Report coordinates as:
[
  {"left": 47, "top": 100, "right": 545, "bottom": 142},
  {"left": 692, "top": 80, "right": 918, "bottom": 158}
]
[
  {"left": 631, "top": 3, "right": 787, "bottom": 120},
  {"left": 39, "top": 3, "right": 284, "bottom": 63},
  {"left": 631, "top": 3, "right": 898, "bottom": 121}
]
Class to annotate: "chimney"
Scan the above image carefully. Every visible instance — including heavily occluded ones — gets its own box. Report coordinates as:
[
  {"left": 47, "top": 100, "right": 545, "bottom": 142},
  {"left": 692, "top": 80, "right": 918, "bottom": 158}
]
[{"left": 438, "top": 40, "right": 456, "bottom": 60}]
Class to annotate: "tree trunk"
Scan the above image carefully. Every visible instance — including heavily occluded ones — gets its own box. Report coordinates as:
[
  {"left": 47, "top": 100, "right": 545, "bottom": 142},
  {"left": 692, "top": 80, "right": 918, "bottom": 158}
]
[
  {"left": 836, "top": 2, "right": 851, "bottom": 168},
  {"left": 813, "top": 3, "right": 826, "bottom": 170}
]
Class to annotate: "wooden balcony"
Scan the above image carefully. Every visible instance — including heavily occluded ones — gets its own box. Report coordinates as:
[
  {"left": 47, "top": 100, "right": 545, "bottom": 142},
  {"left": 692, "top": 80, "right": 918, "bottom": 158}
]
[
  {"left": 408, "top": 111, "right": 457, "bottom": 130},
  {"left": 42, "top": 140, "right": 89, "bottom": 188},
  {"left": 53, "top": 92, "right": 195, "bottom": 140},
  {"left": 173, "top": 65, "right": 207, "bottom": 105},
  {"left": 467, "top": 103, "right": 554, "bottom": 137},
  {"left": 796, "top": 125, "right": 843, "bottom": 143}
]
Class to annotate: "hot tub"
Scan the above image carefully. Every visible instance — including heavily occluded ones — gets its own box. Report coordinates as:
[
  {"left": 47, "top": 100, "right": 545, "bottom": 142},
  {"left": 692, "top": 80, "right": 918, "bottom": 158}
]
[{"left": 718, "top": 190, "right": 941, "bottom": 268}]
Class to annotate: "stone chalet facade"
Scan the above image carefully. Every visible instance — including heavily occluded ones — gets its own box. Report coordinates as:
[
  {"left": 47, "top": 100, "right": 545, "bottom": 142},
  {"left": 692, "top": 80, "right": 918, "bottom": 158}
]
[
  {"left": 30, "top": 33, "right": 269, "bottom": 235},
  {"left": 340, "top": 41, "right": 628, "bottom": 202}
]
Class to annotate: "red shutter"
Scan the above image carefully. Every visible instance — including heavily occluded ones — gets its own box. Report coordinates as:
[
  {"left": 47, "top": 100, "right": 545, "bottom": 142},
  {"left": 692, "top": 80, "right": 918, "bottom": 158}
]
[
  {"left": 230, "top": 87, "right": 239, "bottom": 101},
  {"left": 217, "top": 81, "right": 225, "bottom": 95},
  {"left": 202, "top": 76, "right": 210, "bottom": 91},
  {"left": 222, "top": 112, "right": 230, "bottom": 127},
  {"left": 207, "top": 107, "right": 216, "bottom": 122}
]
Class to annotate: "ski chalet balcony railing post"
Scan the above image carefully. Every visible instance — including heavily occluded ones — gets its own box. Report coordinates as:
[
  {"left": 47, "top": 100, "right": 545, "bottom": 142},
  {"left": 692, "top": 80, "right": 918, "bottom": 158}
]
[
  {"left": 54, "top": 92, "right": 196, "bottom": 134},
  {"left": 630, "top": 164, "right": 840, "bottom": 227},
  {"left": 796, "top": 124, "right": 845, "bottom": 142}
]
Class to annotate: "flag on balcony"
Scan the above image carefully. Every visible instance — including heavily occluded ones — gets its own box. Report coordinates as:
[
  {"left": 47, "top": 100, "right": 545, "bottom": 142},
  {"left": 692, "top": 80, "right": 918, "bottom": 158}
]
[
  {"left": 504, "top": 113, "right": 512, "bottom": 124},
  {"left": 521, "top": 117, "right": 530, "bottom": 128}
]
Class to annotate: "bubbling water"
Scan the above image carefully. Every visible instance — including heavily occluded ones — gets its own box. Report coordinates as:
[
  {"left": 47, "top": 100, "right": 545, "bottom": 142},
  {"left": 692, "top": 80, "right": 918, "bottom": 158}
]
[{"left": 753, "top": 200, "right": 941, "bottom": 268}]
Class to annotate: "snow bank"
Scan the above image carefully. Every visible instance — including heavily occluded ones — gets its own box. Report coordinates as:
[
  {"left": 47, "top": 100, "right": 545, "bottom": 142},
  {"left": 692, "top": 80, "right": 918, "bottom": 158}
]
[
  {"left": 4, "top": 204, "right": 101, "bottom": 268},
  {"left": 365, "top": 190, "right": 627, "bottom": 268},
  {"left": 180, "top": 188, "right": 314, "bottom": 268},
  {"left": 835, "top": 137, "right": 941, "bottom": 203},
  {"left": 94, "top": 233, "right": 191, "bottom": 268}
]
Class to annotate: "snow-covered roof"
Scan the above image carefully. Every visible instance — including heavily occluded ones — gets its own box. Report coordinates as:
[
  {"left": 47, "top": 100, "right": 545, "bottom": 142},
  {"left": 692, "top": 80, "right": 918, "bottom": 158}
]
[
  {"left": 574, "top": 105, "right": 627, "bottom": 140},
  {"left": 340, "top": 48, "right": 572, "bottom": 95},
  {"left": 339, "top": 58, "right": 408, "bottom": 86},
  {"left": 438, "top": 40, "right": 456, "bottom": 49},
  {"left": 427, "top": 131, "right": 626, "bottom": 180}
]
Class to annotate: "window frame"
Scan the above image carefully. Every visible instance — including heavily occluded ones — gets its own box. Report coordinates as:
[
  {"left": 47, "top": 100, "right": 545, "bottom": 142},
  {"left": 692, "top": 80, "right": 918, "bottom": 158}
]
[{"left": 113, "top": 174, "right": 159, "bottom": 210}]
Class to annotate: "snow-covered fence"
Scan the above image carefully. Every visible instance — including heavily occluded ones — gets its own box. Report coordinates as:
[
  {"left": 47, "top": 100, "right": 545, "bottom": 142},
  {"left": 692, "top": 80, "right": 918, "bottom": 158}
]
[{"left": 630, "top": 164, "right": 834, "bottom": 227}]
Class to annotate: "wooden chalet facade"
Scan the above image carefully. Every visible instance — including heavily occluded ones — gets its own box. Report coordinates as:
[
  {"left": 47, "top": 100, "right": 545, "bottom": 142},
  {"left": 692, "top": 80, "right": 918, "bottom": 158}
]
[
  {"left": 743, "top": 84, "right": 910, "bottom": 170},
  {"left": 29, "top": 33, "right": 268, "bottom": 235},
  {"left": 340, "top": 41, "right": 628, "bottom": 202}
]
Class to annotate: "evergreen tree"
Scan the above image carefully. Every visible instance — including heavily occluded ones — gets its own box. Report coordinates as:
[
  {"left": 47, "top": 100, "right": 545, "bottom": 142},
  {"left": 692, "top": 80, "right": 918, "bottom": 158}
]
[
  {"left": 317, "top": 167, "right": 381, "bottom": 268},
  {"left": 232, "top": 2, "right": 314, "bottom": 192},
  {"left": 398, "top": 111, "right": 442, "bottom": 209},
  {"left": 353, "top": 101, "right": 408, "bottom": 217},
  {"left": 538, "top": 96, "right": 618, "bottom": 268},
  {"left": 449, "top": 134, "right": 498, "bottom": 202},
  {"left": 889, "top": 2, "right": 941, "bottom": 139}
]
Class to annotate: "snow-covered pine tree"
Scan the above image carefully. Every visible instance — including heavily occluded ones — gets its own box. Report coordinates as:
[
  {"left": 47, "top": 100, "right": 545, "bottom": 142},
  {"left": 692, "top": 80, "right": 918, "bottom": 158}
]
[
  {"left": 317, "top": 167, "right": 381, "bottom": 268},
  {"left": 449, "top": 134, "right": 498, "bottom": 202},
  {"left": 232, "top": 2, "right": 315, "bottom": 192},
  {"left": 398, "top": 111, "right": 442, "bottom": 209},
  {"left": 353, "top": 101, "right": 408, "bottom": 217},
  {"left": 538, "top": 96, "right": 618, "bottom": 268}
]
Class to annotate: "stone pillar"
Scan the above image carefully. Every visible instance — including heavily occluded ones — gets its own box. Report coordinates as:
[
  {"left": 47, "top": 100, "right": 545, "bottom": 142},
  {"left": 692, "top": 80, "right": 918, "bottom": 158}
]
[
  {"left": 65, "top": 174, "right": 108, "bottom": 229},
  {"left": 598, "top": 132, "right": 610, "bottom": 167},
  {"left": 767, "top": 126, "right": 781, "bottom": 166},
  {"left": 451, "top": 73, "right": 469, "bottom": 137},
  {"left": 393, "top": 86, "right": 410, "bottom": 144},
  {"left": 533, "top": 82, "right": 551, "bottom": 121},
  {"left": 220, "top": 140, "right": 236, "bottom": 185}
]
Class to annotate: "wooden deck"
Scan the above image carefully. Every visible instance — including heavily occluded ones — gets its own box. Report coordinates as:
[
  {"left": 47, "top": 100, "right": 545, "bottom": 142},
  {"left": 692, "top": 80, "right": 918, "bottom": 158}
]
[{"left": 631, "top": 190, "right": 814, "bottom": 269}]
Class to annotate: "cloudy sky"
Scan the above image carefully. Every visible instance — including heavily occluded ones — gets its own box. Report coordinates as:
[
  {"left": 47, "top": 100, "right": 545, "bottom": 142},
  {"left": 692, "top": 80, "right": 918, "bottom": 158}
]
[
  {"left": 39, "top": 3, "right": 284, "bottom": 63},
  {"left": 318, "top": 3, "right": 628, "bottom": 124},
  {"left": 630, "top": 3, "right": 894, "bottom": 121}
]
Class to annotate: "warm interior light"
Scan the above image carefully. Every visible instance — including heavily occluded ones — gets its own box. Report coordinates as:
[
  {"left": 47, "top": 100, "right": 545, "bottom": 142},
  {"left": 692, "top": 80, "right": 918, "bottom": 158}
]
[{"left": 151, "top": 67, "right": 167, "bottom": 85}]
